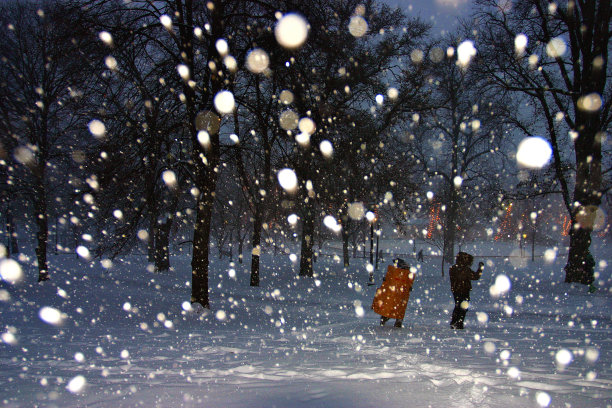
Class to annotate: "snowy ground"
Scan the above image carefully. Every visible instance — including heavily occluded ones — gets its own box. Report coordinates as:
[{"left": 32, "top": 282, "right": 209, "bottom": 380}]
[{"left": 0, "top": 239, "right": 611, "bottom": 408}]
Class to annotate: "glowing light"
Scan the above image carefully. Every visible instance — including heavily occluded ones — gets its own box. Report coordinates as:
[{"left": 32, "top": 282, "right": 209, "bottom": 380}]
[
  {"left": 298, "top": 117, "right": 316, "bottom": 135},
  {"left": 215, "top": 39, "right": 229, "bottom": 56},
  {"left": 88, "top": 119, "right": 106, "bottom": 138},
  {"left": 279, "top": 110, "right": 299, "bottom": 130},
  {"left": 295, "top": 132, "right": 310, "bottom": 146},
  {"left": 387, "top": 87, "right": 399, "bottom": 100},
  {"left": 546, "top": 37, "right": 566, "bottom": 58},
  {"left": 411, "top": 49, "right": 424, "bottom": 64},
  {"left": 323, "top": 215, "right": 341, "bottom": 232},
  {"left": 427, "top": 201, "right": 441, "bottom": 239},
  {"left": 489, "top": 274, "right": 511, "bottom": 297},
  {"left": 98, "top": 31, "right": 113, "bottom": 46},
  {"left": 348, "top": 202, "right": 366, "bottom": 220},
  {"left": 280, "top": 90, "right": 294, "bottom": 104},
  {"left": 354, "top": 300, "right": 365, "bottom": 317},
  {"left": 214, "top": 90, "right": 235, "bottom": 115},
  {"left": 197, "top": 130, "right": 211, "bottom": 149},
  {"left": 555, "top": 348, "right": 573, "bottom": 366},
  {"left": 177, "top": 64, "right": 190, "bottom": 81},
  {"left": 348, "top": 16, "right": 368, "bottom": 37},
  {"left": 224, "top": 56, "right": 238, "bottom": 72},
  {"left": 76, "top": 245, "right": 91, "bottom": 260},
  {"left": 160, "top": 15, "right": 172, "bottom": 30},
  {"left": 105, "top": 56, "right": 118, "bottom": 71},
  {"left": 66, "top": 375, "right": 87, "bottom": 394},
  {"left": 543, "top": 248, "right": 557, "bottom": 263},
  {"left": 0, "top": 259, "right": 23, "bottom": 284},
  {"left": 246, "top": 48, "right": 270, "bottom": 73},
  {"left": 457, "top": 40, "right": 476, "bottom": 67},
  {"left": 536, "top": 392, "right": 551, "bottom": 407},
  {"left": 320, "top": 140, "right": 333, "bottom": 157},
  {"left": 453, "top": 176, "right": 463, "bottom": 188},
  {"left": 277, "top": 168, "right": 298, "bottom": 193},
  {"left": 577, "top": 93, "right": 603, "bottom": 112},
  {"left": 39, "top": 306, "right": 63, "bottom": 325},
  {"left": 287, "top": 214, "right": 298, "bottom": 225},
  {"left": 514, "top": 34, "right": 528, "bottom": 54},
  {"left": 275, "top": 13, "right": 309, "bottom": 49},
  {"left": 516, "top": 136, "right": 552, "bottom": 169},
  {"left": 162, "top": 170, "right": 177, "bottom": 188}
]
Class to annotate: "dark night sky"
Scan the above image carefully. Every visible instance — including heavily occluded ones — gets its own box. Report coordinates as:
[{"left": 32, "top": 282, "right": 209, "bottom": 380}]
[{"left": 384, "top": 0, "right": 473, "bottom": 35}]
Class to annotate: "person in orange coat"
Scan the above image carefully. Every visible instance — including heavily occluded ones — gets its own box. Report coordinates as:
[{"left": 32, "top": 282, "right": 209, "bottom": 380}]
[
  {"left": 449, "top": 252, "right": 484, "bottom": 329},
  {"left": 371, "top": 258, "right": 415, "bottom": 328}
]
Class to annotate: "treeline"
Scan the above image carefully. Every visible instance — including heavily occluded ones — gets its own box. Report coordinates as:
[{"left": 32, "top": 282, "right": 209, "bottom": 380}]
[{"left": 0, "top": 0, "right": 609, "bottom": 304}]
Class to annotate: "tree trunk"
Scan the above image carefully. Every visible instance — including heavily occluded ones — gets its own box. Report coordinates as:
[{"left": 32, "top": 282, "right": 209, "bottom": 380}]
[
  {"left": 341, "top": 217, "right": 350, "bottom": 267},
  {"left": 564, "top": 227, "right": 593, "bottom": 284},
  {"left": 191, "top": 187, "right": 214, "bottom": 308},
  {"left": 443, "top": 188, "right": 458, "bottom": 265},
  {"left": 154, "top": 215, "right": 172, "bottom": 272},
  {"left": 299, "top": 200, "right": 315, "bottom": 277},
  {"left": 564, "top": 108, "right": 603, "bottom": 284},
  {"left": 250, "top": 209, "right": 262, "bottom": 286},
  {"left": 185, "top": 0, "right": 224, "bottom": 308},
  {"left": 147, "top": 208, "right": 158, "bottom": 264},
  {"left": 34, "top": 177, "right": 49, "bottom": 282},
  {"left": 6, "top": 206, "right": 19, "bottom": 256},
  {"left": 238, "top": 238, "right": 244, "bottom": 263}
]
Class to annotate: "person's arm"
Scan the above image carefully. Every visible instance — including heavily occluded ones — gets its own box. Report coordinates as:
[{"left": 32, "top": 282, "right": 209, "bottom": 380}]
[{"left": 471, "top": 262, "right": 484, "bottom": 280}]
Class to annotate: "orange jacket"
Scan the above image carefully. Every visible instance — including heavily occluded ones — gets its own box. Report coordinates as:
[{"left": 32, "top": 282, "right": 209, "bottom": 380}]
[{"left": 371, "top": 265, "right": 415, "bottom": 320}]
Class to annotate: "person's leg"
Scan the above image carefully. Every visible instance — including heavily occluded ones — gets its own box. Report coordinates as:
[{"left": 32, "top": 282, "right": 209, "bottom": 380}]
[
  {"left": 394, "top": 319, "right": 403, "bottom": 328},
  {"left": 456, "top": 295, "right": 469, "bottom": 329},
  {"left": 450, "top": 293, "right": 462, "bottom": 328},
  {"left": 380, "top": 316, "right": 390, "bottom": 326}
]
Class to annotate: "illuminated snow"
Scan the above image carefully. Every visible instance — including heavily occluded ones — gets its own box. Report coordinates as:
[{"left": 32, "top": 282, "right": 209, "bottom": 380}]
[
  {"left": 88, "top": 120, "right": 106, "bottom": 138},
  {"left": 246, "top": 48, "right": 270, "bottom": 73},
  {"left": 516, "top": 136, "right": 552, "bottom": 169},
  {"left": 348, "top": 16, "right": 368, "bottom": 38},
  {"left": 457, "top": 40, "right": 476, "bottom": 67},
  {"left": 39, "top": 307, "right": 63, "bottom": 325},
  {"left": 298, "top": 117, "right": 316, "bottom": 135},
  {"left": 0, "top": 259, "right": 23, "bottom": 284},
  {"left": 66, "top": 375, "right": 86, "bottom": 394},
  {"left": 275, "top": 13, "right": 309, "bottom": 49},
  {"left": 323, "top": 215, "right": 341, "bottom": 232},
  {"left": 214, "top": 91, "right": 235, "bottom": 115},
  {"left": 514, "top": 34, "right": 528, "bottom": 54},
  {"left": 279, "top": 110, "right": 299, "bottom": 130},
  {"left": 320, "top": 140, "right": 333, "bottom": 157},
  {"left": 98, "top": 31, "right": 113, "bottom": 46},
  {"left": 162, "top": 170, "right": 177, "bottom": 188},
  {"left": 215, "top": 39, "right": 229, "bottom": 56},
  {"left": 546, "top": 37, "right": 566, "bottom": 58},
  {"left": 277, "top": 168, "right": 298, "bottom": 192},
  {"left": 348, "top": 202, "right": 366, "bottom": 220}
]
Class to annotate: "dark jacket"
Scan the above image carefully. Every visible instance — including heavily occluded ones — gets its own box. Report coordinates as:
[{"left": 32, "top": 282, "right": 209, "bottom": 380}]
[{"left": 449, "top": 252, "right": 482, "bottom": 295}]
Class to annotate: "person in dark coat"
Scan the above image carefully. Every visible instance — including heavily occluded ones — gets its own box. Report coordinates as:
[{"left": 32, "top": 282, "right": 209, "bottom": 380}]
[{"left": 449, "top": 252, "right": 484, "bottom": 329}]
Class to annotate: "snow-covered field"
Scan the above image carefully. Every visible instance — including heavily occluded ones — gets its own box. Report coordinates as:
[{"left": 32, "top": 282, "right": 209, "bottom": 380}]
[{"left": 1, "top": 239, "right": 611, "bottom": 408}]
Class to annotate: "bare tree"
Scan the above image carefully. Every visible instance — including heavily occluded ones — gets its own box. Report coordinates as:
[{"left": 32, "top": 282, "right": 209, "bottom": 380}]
[
  {"left": 0, "top": 1, "right": 98, "bottom": 281},
  {"left": 408, "top": 36, "right": 508, "bottom": 267},
  {"left": 474, "top": 0, "right": 611, "bottom": 285}
]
